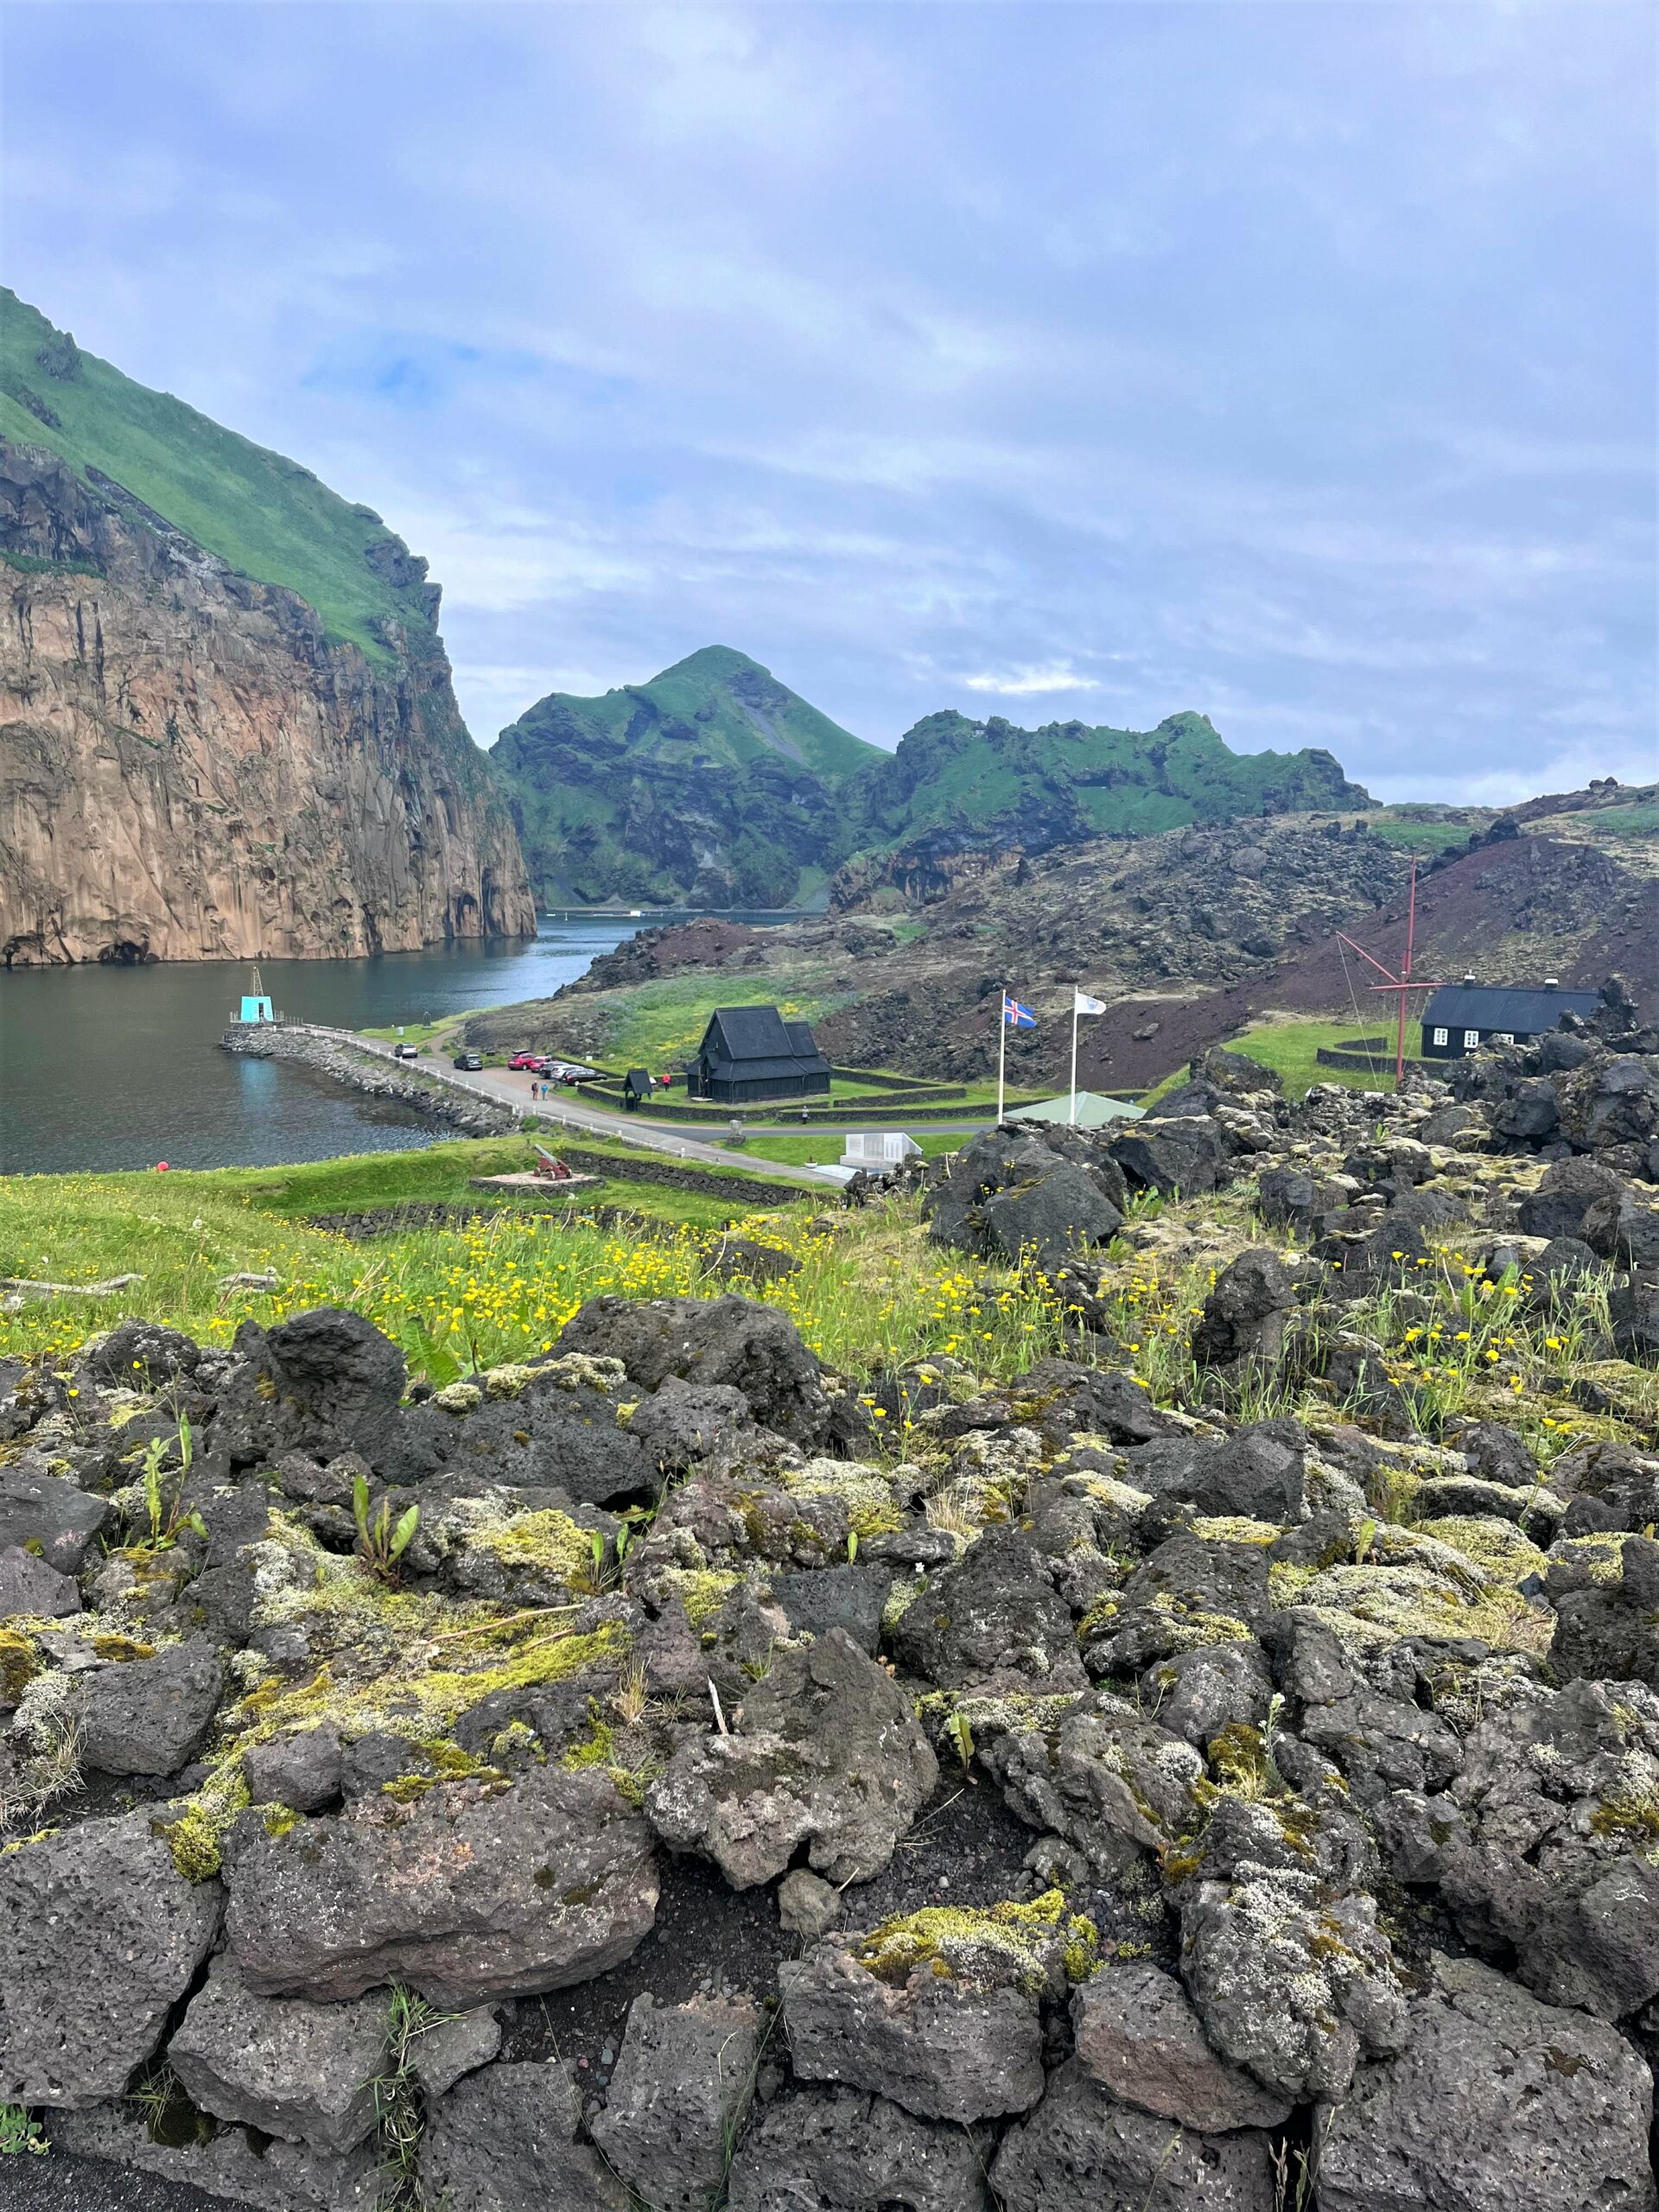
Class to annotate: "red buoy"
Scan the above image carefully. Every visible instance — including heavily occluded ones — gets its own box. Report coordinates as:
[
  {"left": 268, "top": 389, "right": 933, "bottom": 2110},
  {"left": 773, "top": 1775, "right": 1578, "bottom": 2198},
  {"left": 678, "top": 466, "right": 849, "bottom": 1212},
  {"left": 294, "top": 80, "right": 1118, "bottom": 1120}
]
[{"left": 156, "top": 1160, "right": 169, "bottom": 1173}]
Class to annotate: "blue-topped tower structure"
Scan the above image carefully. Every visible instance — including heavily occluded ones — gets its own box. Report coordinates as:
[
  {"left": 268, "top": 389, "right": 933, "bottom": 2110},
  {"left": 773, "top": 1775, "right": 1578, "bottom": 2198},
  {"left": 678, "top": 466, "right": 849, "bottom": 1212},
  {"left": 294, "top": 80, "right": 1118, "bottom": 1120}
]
[{"left": 235, "top": 963, "right": 275, "bottom": 1024}]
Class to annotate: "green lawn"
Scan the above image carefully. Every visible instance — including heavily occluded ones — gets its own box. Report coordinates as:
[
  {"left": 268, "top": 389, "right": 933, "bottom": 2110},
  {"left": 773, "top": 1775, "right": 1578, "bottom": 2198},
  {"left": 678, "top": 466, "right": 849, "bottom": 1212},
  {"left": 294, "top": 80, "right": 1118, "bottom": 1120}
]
[
  {"left": 359, "top": 1014, "right": 482, "bottom": 1048},
  {"left": 1146, "top": 1018, "right": 1410, "bottom": 1103},
  {"left": 1587, "top": 801, "right": 1659, "bottom": 838},
  {"left": 1368, "top": 820, "right": 1471, "bottom": 855},
  {"left": 6, "top": 1135, "right": 804, "bottom": 1252},
  {"left": 465, "top": 975, "right": 856, "bottom": 1071}
]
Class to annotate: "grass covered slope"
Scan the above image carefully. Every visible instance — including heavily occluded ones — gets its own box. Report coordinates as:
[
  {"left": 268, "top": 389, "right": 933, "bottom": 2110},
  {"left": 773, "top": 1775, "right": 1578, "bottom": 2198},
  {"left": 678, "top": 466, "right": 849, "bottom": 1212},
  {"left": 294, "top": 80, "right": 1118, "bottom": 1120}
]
[
  {"left": 508, "top": 645, "right": 879, "bottom": 783},
  {"left": 0, "top": 1151, "right": 1064, "bottom": 1385},
  {"left": 851, "top": 708, "right": 1372, "bottom": 855},
  {"left": 0, "top": 289, "right": 432, "bottom": 661},
  {"left": 492, "top": 647, "right": 882, "bottom": 909}
]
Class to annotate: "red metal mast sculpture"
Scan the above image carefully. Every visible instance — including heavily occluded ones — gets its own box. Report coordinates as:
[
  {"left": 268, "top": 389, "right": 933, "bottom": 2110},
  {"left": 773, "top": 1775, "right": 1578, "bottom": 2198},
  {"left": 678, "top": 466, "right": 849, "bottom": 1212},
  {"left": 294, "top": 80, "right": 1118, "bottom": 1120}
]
[{"left": 1335, "top": 861, "right": 1446, "bottom": 1090}]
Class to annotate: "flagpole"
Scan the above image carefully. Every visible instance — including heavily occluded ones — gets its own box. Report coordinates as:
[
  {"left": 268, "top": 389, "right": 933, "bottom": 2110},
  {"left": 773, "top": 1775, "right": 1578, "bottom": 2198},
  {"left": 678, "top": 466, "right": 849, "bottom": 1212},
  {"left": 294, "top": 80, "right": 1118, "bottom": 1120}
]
[
  {"left": 1070, "top": 992, "right": 1079, "bottom": 1126},
  {"left": 997, "top": 995, "right": 1007, "bottom": 1125}
]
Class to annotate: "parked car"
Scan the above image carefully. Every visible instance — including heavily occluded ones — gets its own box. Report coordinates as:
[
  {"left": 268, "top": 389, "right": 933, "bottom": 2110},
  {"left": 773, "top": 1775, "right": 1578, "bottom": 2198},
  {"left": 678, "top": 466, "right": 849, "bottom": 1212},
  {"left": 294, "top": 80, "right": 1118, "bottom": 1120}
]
[
  {"left": 453, "top": 1052, "right": 484, "bottom": 1072},
  {"left": 393, "top": 1042, "right": 420, "bottom": 1059},
  {"left": 507, "top": 1052, "right": 542, "bottom": 1071}
]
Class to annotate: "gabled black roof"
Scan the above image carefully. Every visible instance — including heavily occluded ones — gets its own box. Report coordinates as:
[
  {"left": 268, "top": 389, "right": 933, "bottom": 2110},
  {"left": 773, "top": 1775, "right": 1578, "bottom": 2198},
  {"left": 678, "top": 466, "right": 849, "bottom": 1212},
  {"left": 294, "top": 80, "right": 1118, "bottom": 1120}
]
[
  {"left": 705, "top": 1005, "right": 795, "bottom": 1060},
  {"left": 1423, "top": 982, "right": 1599, "bottom": 1033},
  {"left": 700, "top": 1006, "right": 830, "bottom": 1076}
]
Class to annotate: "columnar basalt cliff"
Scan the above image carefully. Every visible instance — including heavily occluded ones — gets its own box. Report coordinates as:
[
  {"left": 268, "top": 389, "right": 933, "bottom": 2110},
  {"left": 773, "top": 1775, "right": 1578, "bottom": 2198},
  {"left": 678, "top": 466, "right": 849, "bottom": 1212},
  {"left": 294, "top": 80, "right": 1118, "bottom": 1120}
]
[{"left": 0, "top": 441, "right": 534, "bottom": 965}]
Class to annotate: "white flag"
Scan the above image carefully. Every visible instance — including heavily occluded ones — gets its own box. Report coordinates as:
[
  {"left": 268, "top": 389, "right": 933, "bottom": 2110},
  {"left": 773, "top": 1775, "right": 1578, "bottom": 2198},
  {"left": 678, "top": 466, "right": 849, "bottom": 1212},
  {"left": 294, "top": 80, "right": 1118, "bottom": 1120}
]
[{"left": 1074, "top": 989, "right": 1106, "bottom": 1015}]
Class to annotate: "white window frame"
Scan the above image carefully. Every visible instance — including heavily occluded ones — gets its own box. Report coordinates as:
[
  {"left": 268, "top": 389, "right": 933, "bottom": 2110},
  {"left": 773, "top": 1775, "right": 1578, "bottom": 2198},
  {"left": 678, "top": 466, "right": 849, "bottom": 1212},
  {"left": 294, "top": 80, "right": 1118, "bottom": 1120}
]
[
  {"left": 1432, "top": 1027, "right": 1448, "bottom": 1046},
  {"left": 1492, "top": 1032, "right": 1514, "bottom": 1046},
  {"left": 1463, "top": 1030, "right": 1480, "bottom": 1050}
]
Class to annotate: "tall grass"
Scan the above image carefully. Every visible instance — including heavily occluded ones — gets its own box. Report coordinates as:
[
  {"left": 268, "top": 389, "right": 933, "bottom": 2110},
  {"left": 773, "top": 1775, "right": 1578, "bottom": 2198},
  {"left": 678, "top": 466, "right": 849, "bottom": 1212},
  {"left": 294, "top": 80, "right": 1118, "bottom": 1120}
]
[{"left": 0, "top": 1177, "right": 1075, "bottom": 1388}]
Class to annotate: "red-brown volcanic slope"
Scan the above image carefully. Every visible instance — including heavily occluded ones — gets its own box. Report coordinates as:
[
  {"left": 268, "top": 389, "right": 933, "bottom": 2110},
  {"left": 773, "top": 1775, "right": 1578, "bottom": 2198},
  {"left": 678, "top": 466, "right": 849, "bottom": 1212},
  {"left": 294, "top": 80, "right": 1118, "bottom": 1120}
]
[{"left": 1067, "top": 833, "right": 1659, "bottom": 1091}]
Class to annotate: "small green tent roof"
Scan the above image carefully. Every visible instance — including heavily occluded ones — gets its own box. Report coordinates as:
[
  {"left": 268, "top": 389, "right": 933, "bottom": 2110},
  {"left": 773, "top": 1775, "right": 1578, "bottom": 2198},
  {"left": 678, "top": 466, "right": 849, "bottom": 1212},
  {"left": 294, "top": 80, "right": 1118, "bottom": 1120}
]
[{"left": 1005, "top": 1091, "right": 1144, "bottom": 1129}]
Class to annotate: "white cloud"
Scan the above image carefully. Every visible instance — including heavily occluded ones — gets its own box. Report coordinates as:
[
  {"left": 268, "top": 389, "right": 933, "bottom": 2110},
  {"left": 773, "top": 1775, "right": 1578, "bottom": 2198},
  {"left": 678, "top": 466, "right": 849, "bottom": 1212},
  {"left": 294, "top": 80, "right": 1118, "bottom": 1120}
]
[{"left": 961, "top": 665, "right": 1103, "bottom": 697}]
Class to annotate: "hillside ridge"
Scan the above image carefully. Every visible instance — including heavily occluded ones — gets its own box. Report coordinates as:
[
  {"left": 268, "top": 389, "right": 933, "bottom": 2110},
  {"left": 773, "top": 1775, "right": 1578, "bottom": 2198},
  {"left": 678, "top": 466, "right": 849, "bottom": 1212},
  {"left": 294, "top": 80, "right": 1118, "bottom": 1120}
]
[
  {"left": 0, "top": 297, "right": 533, "bottom": 963},
  {"left": 493, "top": 657, "right": 1373, "bottom": 910}
]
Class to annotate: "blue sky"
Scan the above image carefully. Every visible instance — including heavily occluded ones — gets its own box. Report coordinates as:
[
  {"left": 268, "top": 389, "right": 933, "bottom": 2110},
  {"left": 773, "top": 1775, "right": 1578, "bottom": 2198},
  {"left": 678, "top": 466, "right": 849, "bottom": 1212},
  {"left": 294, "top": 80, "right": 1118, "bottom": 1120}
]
[{"left": 3, "top": 2, "right": 1654, "bottom": 798}]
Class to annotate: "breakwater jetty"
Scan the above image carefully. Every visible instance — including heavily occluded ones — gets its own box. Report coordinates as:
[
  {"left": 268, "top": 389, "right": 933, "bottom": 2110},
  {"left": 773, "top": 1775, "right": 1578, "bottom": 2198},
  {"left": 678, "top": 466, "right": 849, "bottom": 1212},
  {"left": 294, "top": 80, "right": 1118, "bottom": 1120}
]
[{"left": 220, "top": 1022, "right": 519, "bottom": 1136}]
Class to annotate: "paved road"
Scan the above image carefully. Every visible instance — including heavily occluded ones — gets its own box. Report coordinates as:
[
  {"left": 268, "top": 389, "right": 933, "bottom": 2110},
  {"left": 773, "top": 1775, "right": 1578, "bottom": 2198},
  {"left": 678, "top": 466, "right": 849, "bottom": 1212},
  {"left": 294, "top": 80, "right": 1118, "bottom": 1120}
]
[
  {"left": 358, "top": 1039, "right": 838, "bottom": 1189},
  {"left": 390, "top": 1041, "right": 995, "bottom": 1187}
]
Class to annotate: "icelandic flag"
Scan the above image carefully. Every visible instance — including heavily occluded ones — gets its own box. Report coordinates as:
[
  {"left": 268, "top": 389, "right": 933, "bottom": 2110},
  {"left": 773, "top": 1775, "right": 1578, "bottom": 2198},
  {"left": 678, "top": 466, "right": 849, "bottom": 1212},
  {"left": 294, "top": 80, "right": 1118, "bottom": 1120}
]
[
  {"left": 1074, "top": 989, "right": 1106, "bottom": 1015},
  {"left": 1003, "top": 995, "right": 1037, "bottom": 1028}
]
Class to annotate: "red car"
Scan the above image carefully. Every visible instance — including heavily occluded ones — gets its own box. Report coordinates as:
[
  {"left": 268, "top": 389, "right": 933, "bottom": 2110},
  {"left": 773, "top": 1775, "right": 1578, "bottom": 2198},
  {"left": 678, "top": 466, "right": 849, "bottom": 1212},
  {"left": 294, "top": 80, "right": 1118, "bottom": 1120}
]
[{"left": 507, "top": 1052, "right": 542, "bottom": 1071}]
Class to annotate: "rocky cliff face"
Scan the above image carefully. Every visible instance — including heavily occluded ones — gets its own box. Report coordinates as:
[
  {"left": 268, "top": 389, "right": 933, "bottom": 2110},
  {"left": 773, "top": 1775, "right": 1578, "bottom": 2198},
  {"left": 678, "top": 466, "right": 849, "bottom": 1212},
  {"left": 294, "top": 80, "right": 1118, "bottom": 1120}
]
[{"left": 0, "top": 441, "right": 535, "bottom": 963}]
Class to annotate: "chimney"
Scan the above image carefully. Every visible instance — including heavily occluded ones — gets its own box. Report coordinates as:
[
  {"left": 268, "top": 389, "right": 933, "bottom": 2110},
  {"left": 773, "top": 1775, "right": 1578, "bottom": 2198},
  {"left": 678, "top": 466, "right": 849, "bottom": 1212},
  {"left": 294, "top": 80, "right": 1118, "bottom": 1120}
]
[
  {"left": 1543, "top": 976, "right": 1560, "bottom": 989},
  {"left": 1461, "top": 973, "right": 1476, "bottom": 987}
]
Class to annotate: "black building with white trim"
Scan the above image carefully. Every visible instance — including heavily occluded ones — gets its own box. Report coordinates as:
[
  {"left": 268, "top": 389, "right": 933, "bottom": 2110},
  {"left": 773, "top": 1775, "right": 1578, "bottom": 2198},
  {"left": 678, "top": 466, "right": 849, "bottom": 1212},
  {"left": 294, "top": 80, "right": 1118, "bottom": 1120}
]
[
  {"left": 685, "top": 1006, "right": 832, "bottom": 1104},
  {"left": 1420, "top": 978, "right": 1599, "bottom": 1061}
]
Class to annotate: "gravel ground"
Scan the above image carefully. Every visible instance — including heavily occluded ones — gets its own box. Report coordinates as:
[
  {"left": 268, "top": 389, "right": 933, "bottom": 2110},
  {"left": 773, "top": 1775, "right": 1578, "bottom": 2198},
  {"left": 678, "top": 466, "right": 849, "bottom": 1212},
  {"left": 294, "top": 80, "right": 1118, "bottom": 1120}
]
[{"left": 0, "top": 2152, "right": 251, "bottom": 2210}]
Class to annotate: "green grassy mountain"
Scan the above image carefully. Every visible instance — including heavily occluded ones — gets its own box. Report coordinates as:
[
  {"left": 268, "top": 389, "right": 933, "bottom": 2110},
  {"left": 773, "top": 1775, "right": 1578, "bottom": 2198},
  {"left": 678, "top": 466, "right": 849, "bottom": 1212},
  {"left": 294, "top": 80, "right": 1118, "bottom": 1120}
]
[
  {"left": 491, "top": 645, "right": 883, "bottom": 908},
  {"left": 855, "top": 707, "right": 1372, "bottom": 853},
  {"left": 0, "top": 289, "right": 433, "bottom": 662},
  {"left": 494, "top": 658, "right": 1374, "bottom": 908},
  {"left": 0, "top": 294, "right": 533, "bottom": 961}
]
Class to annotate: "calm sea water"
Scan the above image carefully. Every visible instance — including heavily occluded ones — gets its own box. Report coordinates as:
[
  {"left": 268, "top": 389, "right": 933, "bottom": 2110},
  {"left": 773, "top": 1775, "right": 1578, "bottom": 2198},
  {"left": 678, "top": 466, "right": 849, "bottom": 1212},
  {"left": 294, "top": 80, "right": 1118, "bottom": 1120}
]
[{"left": 0, "top": 917, "right": 793, "bottom": 1175}]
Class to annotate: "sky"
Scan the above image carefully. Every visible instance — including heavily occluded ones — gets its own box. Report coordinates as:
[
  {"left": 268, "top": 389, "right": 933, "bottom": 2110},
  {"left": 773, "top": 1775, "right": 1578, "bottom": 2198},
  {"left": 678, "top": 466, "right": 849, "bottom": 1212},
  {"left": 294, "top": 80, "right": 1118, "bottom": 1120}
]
[{"left": 2, "top": 2, "right": 1654, "bottom": 802}]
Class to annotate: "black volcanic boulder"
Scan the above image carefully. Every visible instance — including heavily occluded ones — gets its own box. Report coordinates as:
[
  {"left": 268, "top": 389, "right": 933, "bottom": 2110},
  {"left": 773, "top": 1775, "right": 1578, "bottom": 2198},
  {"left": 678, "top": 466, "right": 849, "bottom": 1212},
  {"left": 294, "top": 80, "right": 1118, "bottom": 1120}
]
[
  {"left": 80, "top": 1319, "right": 202, "bottom": 1388},
  {"left": 1610, "top": 1274, "right": 1659, "bottom": 1360},
  {"left": 888, "top": 1527, "right": 1088, "bottom": 1694},
  {"left": 645, "top": 1628, "right": 937, "bottom": 1888},
  {"left": 265, "top": 1306, "right": 406, "bottom": 1429},
  {"left": 924, "top": 1131, "right": 1124, "bottom": 1271},
  {"left": 422, "top": 2060, "right": 628, "bottom": 2212},
  {"left": 0, "top": 1813, "right": 222, "bottom": 2107},
  {"left": 1011, "top": 1357, "right": 1168, "bottom": 1446},
  {"left": 0, "top": 1544, "right": 80, "bottom": 1618},
  {"left": 215, "top": 1307, "right": 408, "bottom": 1465},
  {"left": 1119, "top": 1424, "right": 1307, "bottom": 1523},
  {"left": 990, "top": 2059, "right": 1277, "bottom": 2212},
  {"left": 0, "top": 1465, "right": 111, "bottom": 1571},
  {"left": 1516, "top": 1156, "right": 1628, "bottom": 1241},
  {"left": 1255, "top": 1165, "right": 1318, "bottom": 1229},
  {"left": 1582, "top": 1186, "right": 1659, "bottom": 1268},
  {"left": 1071, "top": 1960, "right": 1289, "bottom": 2131},
  {"left": 1377, "top": 1676, "right": 1659, "bottom": 2024},
  {"left": 1319, "top": 1955, "right": 1656, "bottom": 2212},
  {"left": 556, "top": 1294, "right": 831, "bottom": 1446},
  {"left": 77, "top": 1636, "right": 224, "bottom": 1777},
  {"left": 166, "top": 1956, "right": 387, "bottom": 2152},
  {"left": 1491, "top": 1077, "right": 1560, "bottom": 1141},
  {"left": 1179, "top": 1865, "right": 1408, "bottom": 2103},
  {"left": 1110, "top": 1117, "right": 1228, "bottom": 1196},
  {"left": 1190, "top": 1249, "right": 1302, "bottom": 1366},
  {"left": 727, "top": 2085, "right": 995, "bottom": 2212},
  {"left": 779, "top": 1914, "right": 1065, "bottom": 2124},
  {"left": 1548, "top": 1535, "right": 1659, "bottom": 1691},
  {"left": 225, "top": 1766, "right": 658, "bottom": 2006},
  {"left": 589, "top": 1993, "right": 762, "bottom": 2212},
  {"left": 977, "top": 1161, "right": 1124, "bottom": 1272},
  {"left": 390, "top": 1353, "right": 656, "bottom": 1504},
  {"left": 1558, "top": 1053, "right": 1659, "bottom": 1154}
]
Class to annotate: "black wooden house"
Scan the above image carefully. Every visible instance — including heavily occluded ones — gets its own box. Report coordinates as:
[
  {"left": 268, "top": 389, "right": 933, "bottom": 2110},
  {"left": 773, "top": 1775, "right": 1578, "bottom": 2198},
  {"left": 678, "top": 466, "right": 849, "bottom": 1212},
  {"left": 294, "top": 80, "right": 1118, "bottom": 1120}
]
[
  {"left": 685, "top": 1006, "right": 832, "bottom": 1104},
  {"left": 1421, "top": 978, "right": 1599, "bottom": 1060}
]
